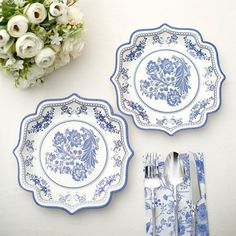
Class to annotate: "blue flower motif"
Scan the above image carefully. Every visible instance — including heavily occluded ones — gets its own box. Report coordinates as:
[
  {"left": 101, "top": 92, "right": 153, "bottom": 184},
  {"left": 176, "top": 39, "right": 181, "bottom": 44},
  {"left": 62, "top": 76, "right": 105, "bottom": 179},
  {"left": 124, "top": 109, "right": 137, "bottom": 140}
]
[
  {"left": 34, "top": 122, "right": 42, "bottom": 131},
  {"left": 158, "top": 92, "right": 166, "bottom": 100},
  {"left": 146, "top": 61, "right": 159, "bottom": 74},
  {"left": 163, "top": 194, "right": 168, "bottom": 200},
  {"left": 61, "top": 105, "right": 71, "bottom": 115},
  {"left": 146, "top": 222, "right": 151, "bottom": 233},
  {"left": 67, "top": 129, "right": 82, "bottom": 147},
  {"left": 160, "top": 58, "right": 174, "bottom": 74},
  {"left": 47, "top": 153, "right": 56, "bottom": 161},
  {"left": 32, "top": 177, "right": 40, "bottom": 185},
  {"left": 81, "top": 105, "right": 87, "bottom": 112},
  {"left": 196, "top": 159, "right": 205, "bottom": 182},
  {"left": 198, "top": 203, "right": 207, "bottom": 221},
  {"left": 178, "top": 224, "right": 185, "bottom": 235},
  {"left": 43, "top": 113, "right": 51, "bottom": 122},
  {"left": 54, "top": 132, "right": 66, "bottom": 145},
  {"left": 72, "top": 163, "right": 87, "bottom": 181},
  {"left": 106, "top": 122, "right": 115, "bottom": 131},
  {"left": 140, "top": 56, "right": 192, "bottom": 109},
  {"left": 114, "top": 159, "right": 122, "bottom": 167},
  {"left": 46, "top": 128, "right": 99, "bottom": 183},
  {"left": 167, "top": 89, "right": 181, "bottom": 106},
  {"left": 62, "top": 166, "right": 71, "bottom": 174},
  {"left": 197, "top": 224, "right": 208, "bottom": 233},
  {"left": 41, "top": 186, "right": 50, "bottom": 195},
  {"left": 196, "top": 159, "right": 204, "bottom": 172},
  {"left": 143, "top": 80, "right": 150, "bottom": 89}
]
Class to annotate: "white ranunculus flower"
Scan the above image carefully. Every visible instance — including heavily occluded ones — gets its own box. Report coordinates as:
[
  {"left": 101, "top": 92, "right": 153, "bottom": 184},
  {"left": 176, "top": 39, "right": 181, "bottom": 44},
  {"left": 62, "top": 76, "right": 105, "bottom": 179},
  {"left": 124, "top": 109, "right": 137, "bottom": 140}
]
[
  {"left": 17, "top": 64, "right": 45, "bottom": 88},
  {"left": 62, "top": 39, "right": 74, "bottom": 54},
  {"left": 68, "top": 1, "right": 83, "bottom": 24},
  {"left": 26, "top": 3, "right": 47, "bottom": 24},
  {"left": 0, "top": 29, "right": 10, "bottom": 46},
  {"left": 16, "top": 33, "right": 44, "bottom": 58},
  {"left": 56, "top": 6, "right": 69, "bottom": 24},
  {"left": 63, "top": 0, "right": 76, "bottom": 6},
  {"left": 17, "top": 78, "right": 32, "bottom": 89},
  {"left": 62, "top": 37, "right": 84, "bottom": 59},
  {"left": 49, "top": 2, "right": 66, "bottom": 17},
  {"left": 70, "top": 40, "right": 85, "bottom": 59},
  {"left": 51, "top": 44, "right": 61, "bottom": 53},
  {"left": 57, "top": 1, "right": 83, "bottom": 25},
  {"left": 27, "top": 64, "right": 45, "bottom": 81},
  {"left": 7, "top": 15, "right": 28, "bottom": 38},
  {"left": 54, "top": 52, "right": 70, "bottom": 69},
  {"left": 35, "top": 47, "right": 56, "bottom": 68}
]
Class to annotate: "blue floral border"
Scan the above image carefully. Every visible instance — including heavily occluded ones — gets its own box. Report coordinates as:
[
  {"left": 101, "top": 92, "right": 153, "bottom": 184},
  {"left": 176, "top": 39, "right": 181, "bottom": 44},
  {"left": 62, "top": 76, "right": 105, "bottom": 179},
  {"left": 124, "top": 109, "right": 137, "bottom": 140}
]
[
  {"left": 13, "top": 93, "right": 134, "bottom": 215},
  {"left": 110, "top": 23, "right": 226, "bottom": 135}
]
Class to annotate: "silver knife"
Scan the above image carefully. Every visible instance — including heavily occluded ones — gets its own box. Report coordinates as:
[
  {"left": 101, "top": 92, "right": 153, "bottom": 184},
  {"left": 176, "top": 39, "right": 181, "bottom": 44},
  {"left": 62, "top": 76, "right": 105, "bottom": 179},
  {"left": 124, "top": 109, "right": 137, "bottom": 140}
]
[{"left": 189, "top": 152, "right": 201, "bottom": 236}]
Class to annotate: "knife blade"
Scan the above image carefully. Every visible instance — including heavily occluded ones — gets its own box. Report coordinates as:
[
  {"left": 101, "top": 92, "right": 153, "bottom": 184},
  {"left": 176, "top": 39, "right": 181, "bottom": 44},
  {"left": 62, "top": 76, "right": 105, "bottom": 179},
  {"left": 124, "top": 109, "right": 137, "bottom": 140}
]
[
  {"left": 189, "top": 152, "right": 201, "bottom": 236},
  {"left": 189, "top": 152, "right": 201, "bottom": 205}
]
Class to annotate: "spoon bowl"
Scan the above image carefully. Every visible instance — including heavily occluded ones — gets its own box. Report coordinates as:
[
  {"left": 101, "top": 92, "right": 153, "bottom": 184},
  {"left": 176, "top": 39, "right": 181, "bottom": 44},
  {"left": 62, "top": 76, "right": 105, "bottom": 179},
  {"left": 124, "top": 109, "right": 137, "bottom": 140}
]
[
  {"left": 164, "top": 152, "right": 186, "bottom": 236},
  {"left": 164, "top": 152, "right": 185, "bottom": 186}
]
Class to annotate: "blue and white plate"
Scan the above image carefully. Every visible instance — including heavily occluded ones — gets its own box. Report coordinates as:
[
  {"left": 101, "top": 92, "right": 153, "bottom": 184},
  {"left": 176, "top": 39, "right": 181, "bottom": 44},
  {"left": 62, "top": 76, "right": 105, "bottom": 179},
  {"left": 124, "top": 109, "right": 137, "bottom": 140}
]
[
  {"left": 13, "top": 94, "right": 133, "bottom": 214},
  {"left": 111, "top": 24, "right": 225, "bottom": 135}
]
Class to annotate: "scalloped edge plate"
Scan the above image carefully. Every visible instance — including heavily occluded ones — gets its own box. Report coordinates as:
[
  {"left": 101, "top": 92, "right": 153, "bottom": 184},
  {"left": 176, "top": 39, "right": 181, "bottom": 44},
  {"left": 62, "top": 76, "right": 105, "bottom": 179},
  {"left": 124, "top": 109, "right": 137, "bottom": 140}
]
[
  {"left": 111, "top": 23, "right": 226, "bottom": 135},
  {"left": 13, "top": 93, "right": 134, "bottom": 214}
]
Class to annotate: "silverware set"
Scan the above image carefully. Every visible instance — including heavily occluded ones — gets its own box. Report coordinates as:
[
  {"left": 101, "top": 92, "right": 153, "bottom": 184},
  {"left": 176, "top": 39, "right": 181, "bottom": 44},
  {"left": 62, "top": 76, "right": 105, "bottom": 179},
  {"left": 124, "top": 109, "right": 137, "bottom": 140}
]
[
  {"left": 144, "top": 152, "right": 201, "bottom": 236},
  {"left": 144, "top": 154, "right": 160, "bottom": 236}
]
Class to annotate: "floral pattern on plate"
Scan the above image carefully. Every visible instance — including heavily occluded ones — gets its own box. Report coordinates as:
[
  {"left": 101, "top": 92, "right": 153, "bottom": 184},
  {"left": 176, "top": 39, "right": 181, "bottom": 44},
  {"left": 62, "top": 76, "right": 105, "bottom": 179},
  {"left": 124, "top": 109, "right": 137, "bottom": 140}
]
[
  {"left": 144, "top": 152, "right": 209, "bottom": 236},
  {"left": 111, "top": 24, "right": 225, "bottom": 135},
  {"left": 140, "top": 56, "right": 191, "bottom": 107},
  {"left": 45, "top": 127, "right": 99, "bottom": 183},
  {"left": 14, "top": 93, "right": 133, "bottom": 214}
]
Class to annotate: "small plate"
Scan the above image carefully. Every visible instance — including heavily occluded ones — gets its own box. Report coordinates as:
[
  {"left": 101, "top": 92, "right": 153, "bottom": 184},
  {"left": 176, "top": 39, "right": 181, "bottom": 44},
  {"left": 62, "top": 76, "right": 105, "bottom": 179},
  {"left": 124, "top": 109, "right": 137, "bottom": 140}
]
[
  {"left": 13, "top": 94, "right": 133, "bottom": 214},
  {"left": 111, "top": 24, "right": 225, "bottom": 135}
]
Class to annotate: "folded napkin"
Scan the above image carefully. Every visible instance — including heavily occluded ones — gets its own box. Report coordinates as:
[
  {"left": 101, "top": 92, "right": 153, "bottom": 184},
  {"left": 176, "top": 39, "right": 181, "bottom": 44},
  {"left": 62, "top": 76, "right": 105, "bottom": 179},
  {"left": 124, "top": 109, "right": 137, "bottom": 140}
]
[{"left": 145, "top": 152, "right": 209, "bottom": 236}]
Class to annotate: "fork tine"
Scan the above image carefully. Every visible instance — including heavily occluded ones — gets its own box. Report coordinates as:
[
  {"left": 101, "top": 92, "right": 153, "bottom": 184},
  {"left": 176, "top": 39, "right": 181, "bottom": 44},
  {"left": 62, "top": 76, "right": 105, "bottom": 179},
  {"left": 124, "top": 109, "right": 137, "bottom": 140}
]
[
  {"left": 147, "top": 153, "right": 150, "bottom": 178},
  {"left": 152, "top": 153, "right": 155, "bottom": 178},
  {"left": 144, "top": 154, "right": 149, "bottom": 178},
  {"left": 149, "top": 153, "right": 153, "bottom": 178},
  {"left": 153, "top": 154, "right": 156, "bottom": 177},
  {"left": 150, "top": 153, "right": 153, "bottom": 178},
  {"left": 155, "top": 153, "right": 159, "bottom": 176}
]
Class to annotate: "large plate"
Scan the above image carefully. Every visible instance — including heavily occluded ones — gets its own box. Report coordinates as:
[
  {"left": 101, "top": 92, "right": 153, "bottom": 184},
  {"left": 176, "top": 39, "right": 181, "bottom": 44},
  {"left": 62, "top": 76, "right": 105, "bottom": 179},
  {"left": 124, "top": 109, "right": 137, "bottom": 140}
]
[
  {"left": 13, "top": 94, "right": 133, "bottom": 214},
  {"left": 111, "top": 24, "right": 225, "bottom": 135}
]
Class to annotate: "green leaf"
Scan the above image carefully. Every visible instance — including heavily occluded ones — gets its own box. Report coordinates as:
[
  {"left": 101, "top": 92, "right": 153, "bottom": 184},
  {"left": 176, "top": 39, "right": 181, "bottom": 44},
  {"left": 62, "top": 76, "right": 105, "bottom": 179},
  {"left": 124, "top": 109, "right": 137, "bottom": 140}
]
[
  {"left": 1, "top": 0, "right": 18, "bottom": 20},
  {"left": 0, "top": 21, "right": 8, "bottom": 26},
  {"left": 32, "top": 0, "right": 45, "bottom": 3},
  {"left": 40, "top": 19, "right": 56, "bottom": 28}
]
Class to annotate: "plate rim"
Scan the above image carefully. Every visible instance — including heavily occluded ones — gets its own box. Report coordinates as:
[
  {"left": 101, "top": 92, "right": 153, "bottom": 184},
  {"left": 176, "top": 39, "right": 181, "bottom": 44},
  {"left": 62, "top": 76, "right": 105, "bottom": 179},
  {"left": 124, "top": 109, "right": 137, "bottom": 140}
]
[
  {"left": 13, "top": 93, "right": 134, "bottom": 214},
  {"left": 110, "top": 23, "right": 226, "bottom": 135}
]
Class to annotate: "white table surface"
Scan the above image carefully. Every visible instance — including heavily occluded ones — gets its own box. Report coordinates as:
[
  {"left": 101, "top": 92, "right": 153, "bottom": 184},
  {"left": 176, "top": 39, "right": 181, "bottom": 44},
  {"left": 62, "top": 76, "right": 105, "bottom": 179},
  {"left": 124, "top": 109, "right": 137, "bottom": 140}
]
[{"left": 0, "top": 0, "right": 236, "bottom": 235}]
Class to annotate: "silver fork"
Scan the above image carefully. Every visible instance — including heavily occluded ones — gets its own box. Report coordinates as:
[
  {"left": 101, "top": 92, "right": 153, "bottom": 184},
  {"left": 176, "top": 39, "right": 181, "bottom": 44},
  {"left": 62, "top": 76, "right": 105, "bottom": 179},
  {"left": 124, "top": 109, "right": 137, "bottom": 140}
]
[{"left": 144, "top": 153, "right": 160, "bottom": 236}]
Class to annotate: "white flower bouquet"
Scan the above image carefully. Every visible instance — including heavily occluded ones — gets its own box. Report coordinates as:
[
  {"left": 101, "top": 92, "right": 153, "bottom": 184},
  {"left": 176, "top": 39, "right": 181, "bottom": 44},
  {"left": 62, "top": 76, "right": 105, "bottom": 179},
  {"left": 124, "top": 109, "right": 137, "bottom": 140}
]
[{"left": 0, "top": 0, "right": 84, "bottom": 88}]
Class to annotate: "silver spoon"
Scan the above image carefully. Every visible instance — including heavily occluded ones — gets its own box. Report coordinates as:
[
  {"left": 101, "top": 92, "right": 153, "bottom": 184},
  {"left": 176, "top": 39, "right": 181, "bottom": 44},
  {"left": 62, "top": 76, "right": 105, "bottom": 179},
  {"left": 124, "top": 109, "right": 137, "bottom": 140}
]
[{"left": 164, "top": 152, "right": 185, "bottom": 236}]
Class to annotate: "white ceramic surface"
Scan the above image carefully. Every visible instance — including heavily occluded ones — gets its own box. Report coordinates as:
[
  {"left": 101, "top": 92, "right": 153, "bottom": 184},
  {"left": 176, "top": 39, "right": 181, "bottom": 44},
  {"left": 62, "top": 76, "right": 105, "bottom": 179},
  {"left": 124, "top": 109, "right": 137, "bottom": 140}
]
[
  {"left": 13, "top": 94, "right": 133, "bottom": 214},
  {"left": 111, "top": 24, "right": 225, "bottom": 135}
]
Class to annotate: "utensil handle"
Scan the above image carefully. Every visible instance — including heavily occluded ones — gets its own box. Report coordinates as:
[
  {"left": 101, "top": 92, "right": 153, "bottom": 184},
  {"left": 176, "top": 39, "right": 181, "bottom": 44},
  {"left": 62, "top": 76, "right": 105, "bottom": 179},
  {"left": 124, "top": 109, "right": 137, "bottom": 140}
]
[
  {"left": 174, "top": 187, "right": 179, "bottom": 236},
  {"left": 151, "top": 189, "right": 156, "bottom": 236},
  {"left": 191, "top": 205, "right": 197, "bottom": 236},
  {"left": 174, "top": 202, "right": 178, "bottom": 236}
]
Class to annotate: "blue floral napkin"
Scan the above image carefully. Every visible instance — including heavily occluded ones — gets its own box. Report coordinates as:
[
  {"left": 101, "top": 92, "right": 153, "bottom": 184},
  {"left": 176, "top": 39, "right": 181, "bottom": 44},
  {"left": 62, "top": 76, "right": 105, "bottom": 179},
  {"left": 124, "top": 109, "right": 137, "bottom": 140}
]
[{"left": 145, "top": 152, "right": 209, "bottom": 236}]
